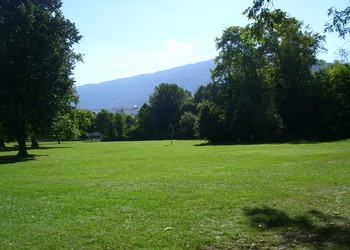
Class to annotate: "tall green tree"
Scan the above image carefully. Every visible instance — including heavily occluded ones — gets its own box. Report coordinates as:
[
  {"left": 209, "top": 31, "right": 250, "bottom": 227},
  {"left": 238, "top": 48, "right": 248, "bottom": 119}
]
[
  {"left": 255, "top": 11, "right": 323, "bottom": 137},
  {"left": 179, "top": 112, "right": 197, "bottom": 139},
  {"left": 0, "top": 0, "right": 81, "bottom": 157},
  {"left": 194, "top": 82, "right": 220, "bottom": 104},
  {"left": 51, "top": 108, "right": 95, "bottom": 142},
  {"left": 113, "top": 112, "right": 126, "bottom": 139},
  {"left": 137, "top": 103, "right": 155, "bottom": 139},
  {"left": 212, "top": 23, "right": 284, "bottom": 142},
  {"left": 315, "top": 62, "right": 350, "bottom": 138},
  {"left": 95, "top": 110, "right": 116, "bottom": 141},
  {"left": 149, "top": 83, "right": 191, "bottom": 137},
  {"left": 209, "top": 9, "right": 323, "bottom": 142},
  {"left": 195, "top": 101, "right": 224, "bottom": 142},
  {"left": 75, "top": 109, "right": 95, "bottom": 136},
  {"left": 0, "top": 122, "right": 6, "bottom": 148},
  {"left": 51, "top": 112, "right": 79, "bottom": 144}
]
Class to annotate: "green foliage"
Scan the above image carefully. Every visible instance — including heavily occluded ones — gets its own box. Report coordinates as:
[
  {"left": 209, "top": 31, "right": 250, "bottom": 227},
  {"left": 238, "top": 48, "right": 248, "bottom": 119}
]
[
  {"left": 243, "top": 0, "right": 274, "bottom": 20},
  {"left": 0, "top": 122, "right": 6, "bottom": 147},
  {"left": 211, "top": 21, "right": 282, "bottom": 141},
  {"left": 94, "top": 110, "right": 137, "bottom": 141},
  {"left": 179, "top": 112, "right": 197, "bottom": 139},
  {"left": 76, "top": 109, "right": 96, "bottom": 134},
  {"left": 246, "top": 0, "right": 350, "bottom": 40},
  {"left": 123, "top": 114, "right": 138, "bottom": 138},
  {"left": 0, "top": 0, "right": 81, "bottom": 156},
  {"left": 0, "top": 122, "right": 6, "bottom": 148},
  {"left": 136, "top": 103, "right": 155, "bottom": 139},
  {"left": 126, "top": 4, "right": 349, "bottom": 143},
  {"left": 113, "top": 112, "right": 126, "bottom": 138},
  {"left": 202, "top": 9, "right": 326, "bottom": 142},
  {"left": 194, "top": 82, "right": 220, "bottom": 104},
  {"left": 95, "top": 110, "right": 116, "bottom": 141},
  {"left": 180, "top": 98, "right": 197, "bottom": 115},
  {"left": 195, "top": 101, "right": 224, "bottom": 142},
  {"left": 136, "top": 83, "right": 192, "bottom": 139},
  {"left": 325, "top": 5, "right": 350, "bottom": 39},
  {"left": 149, "top": 83, "right": 191, "bottom": 137},
  {"left": 50, "top": 108, "right": 95, "bottom": 142},
  {"left": 51, "top": 113, "right": 80, "bottom": 142},
  {"left": 315, "top": 62, "right": 350, "bottom": 138}
]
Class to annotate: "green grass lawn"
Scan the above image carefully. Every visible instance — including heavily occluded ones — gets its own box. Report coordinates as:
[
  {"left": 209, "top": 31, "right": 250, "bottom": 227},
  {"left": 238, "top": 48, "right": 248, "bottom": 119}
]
[{"left": 1, "top": 140, "right": 350, "bottom": 249}]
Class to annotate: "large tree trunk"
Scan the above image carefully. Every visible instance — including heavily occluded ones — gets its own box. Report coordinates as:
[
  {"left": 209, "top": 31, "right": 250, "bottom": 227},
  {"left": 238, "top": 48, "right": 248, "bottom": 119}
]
[
  {"left": 16, "top": 137, "right": 28, "bottom": 158},
  {"left": 0, "top": 138, "right": 5, "bottom": 148},
  {"left": 31, "top": 138, "right": 39, "bottom": 149}
]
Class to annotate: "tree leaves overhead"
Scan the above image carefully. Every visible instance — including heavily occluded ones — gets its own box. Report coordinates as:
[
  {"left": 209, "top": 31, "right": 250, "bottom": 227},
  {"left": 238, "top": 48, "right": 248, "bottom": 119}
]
[
  {"left": 243, "top": 0, "right": 274, "bottom": 19},
  {"left": 325, "top": 5, "right": 350, "bottom": 39}
]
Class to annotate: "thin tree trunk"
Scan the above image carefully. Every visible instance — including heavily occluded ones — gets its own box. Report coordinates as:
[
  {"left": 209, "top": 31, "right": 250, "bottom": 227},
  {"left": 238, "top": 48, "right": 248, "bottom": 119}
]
[
  {"left": 16, "top": 137, "right": 28, "bottom": 158},
  {"left": 57, "top": 137, "right": 61, "bottom": 144},
  {"left": 31, "top": 138, "right": 39, "bottom": 149},
  {"left": 0, "top": 138, "right": 5, "bottom": 148}
]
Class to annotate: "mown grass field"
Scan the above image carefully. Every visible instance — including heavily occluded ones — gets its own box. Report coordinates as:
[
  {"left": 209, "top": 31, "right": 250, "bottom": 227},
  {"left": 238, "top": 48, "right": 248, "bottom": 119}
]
[{"left": 0, "top": 140, "right": 350, "bottom": 249}]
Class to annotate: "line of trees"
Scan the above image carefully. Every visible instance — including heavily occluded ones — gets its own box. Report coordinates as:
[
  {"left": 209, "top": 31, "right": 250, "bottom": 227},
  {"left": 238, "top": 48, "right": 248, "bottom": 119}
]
[
  {"left": 85, "top": 5, "right": 350, "bottom": 143},
  {"left": 96, "top": 6, "right": 348, "bottom": 143},
  {"left": 193, "top": 9, "right": 349, "bottom": 143},
  {"left": 1, "top": 0, "right": 349, "bottom": 153},
  {"left": 4, "top": 9, "right": 349, "bottom": 144},
  {"left": 58, "top": 49, "right": 349, "bottom": 143}
]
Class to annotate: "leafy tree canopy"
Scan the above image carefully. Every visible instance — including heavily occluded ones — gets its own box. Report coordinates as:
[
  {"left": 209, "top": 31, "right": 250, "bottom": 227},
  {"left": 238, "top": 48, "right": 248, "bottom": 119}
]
[
  {"left": 0, "top": 0, "right": 82, "bottom": 156},
  {"left": 325, "top": 5, "right": 350, "bottom": 39},
  {"left": 149, "top": 83, "right": 191, "bottom": 136}
]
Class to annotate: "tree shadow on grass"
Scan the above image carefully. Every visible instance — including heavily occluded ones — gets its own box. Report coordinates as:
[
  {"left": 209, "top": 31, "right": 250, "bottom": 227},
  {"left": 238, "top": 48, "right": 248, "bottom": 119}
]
[
  {"left": 195, "top": 139, "right": 342, "bottom": 147},
  {"left": 0, "top": 155, "right": 38, "bottom": 164},
  {"left": 0, "top": 146, "right": 71, "bottom": 153},
  {"left": 29, "top": 146, "right": 71, "bottom": 150},
  {"left": 0, "top": 146, "right": 20, "bottom": 152},
  {"left": 243, "top": 206, "right": 350, "bottom": 249}
]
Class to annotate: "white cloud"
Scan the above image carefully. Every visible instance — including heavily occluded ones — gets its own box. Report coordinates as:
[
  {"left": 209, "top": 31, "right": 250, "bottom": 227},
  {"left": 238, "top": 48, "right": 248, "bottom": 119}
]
[{"left": 162, "top": 40, "right": 194, "bottom": 55}]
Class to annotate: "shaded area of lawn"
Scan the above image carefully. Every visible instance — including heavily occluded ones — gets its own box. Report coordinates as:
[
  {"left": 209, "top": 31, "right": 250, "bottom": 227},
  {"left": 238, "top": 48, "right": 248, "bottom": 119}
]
[
  {"left": 0, "top": 146, "right": 70, "bottom": 152},
  {"left": 0, "top": 145, "right": 70, "bottom": 164},
  {"left": 195, "top": 139, "right": 342, "bottom": 147},
  {"left": 244, "top": 206, "right": 350, "bottom": 249},
  {"left": 0, "top": 155, "right": 37, "bottom": 164}
]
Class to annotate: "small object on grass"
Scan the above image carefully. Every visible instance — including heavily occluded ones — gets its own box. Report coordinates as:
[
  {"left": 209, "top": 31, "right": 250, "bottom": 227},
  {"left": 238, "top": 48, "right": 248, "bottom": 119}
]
[
  {"left": 168, "top": 123, "right": 174, "bottom": 146},
  {"left": 164, "top": 227, "right": 173, "bottom": 231}
]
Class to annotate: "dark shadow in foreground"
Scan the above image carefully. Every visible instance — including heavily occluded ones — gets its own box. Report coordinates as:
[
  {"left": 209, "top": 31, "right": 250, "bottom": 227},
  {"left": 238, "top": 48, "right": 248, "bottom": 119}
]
[
  {"left": 244, "top": 206, "right": 350, "bottom": 249},
  {"left": 0, "top": 155, "right": 38, "bottom": 164},
  {"left": 0, "top": 146, "right": 71, "bottom": 153},
  {"left": 195, "top": 138, "right": 348, "bottom": 147}
]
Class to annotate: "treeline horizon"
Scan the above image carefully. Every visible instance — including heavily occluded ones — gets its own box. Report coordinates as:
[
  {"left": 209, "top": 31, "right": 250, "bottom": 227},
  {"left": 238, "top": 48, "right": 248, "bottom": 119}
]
[
  {"left": 68, "top": 8, "right": 350, "bottom": 143},
  {"left": 1, "top": 1, "right": 349, "bottom": 152}
]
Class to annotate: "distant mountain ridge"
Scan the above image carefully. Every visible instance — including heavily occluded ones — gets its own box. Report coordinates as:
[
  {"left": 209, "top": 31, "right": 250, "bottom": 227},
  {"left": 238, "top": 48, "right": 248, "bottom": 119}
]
[{"left": 76, "top": 59, "right": 215, "bottom": 110}]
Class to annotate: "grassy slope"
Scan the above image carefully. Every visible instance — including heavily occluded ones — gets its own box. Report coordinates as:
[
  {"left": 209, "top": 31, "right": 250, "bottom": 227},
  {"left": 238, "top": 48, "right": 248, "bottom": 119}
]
[{"left": 0, "top": 140, "right": 349, "bottom": 249}]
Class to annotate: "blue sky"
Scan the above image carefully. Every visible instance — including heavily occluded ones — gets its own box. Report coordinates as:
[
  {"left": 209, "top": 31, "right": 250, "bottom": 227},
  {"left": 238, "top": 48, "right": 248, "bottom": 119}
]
[{"left": 61, "top": 0, "right": 349, "bottom": 86}]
